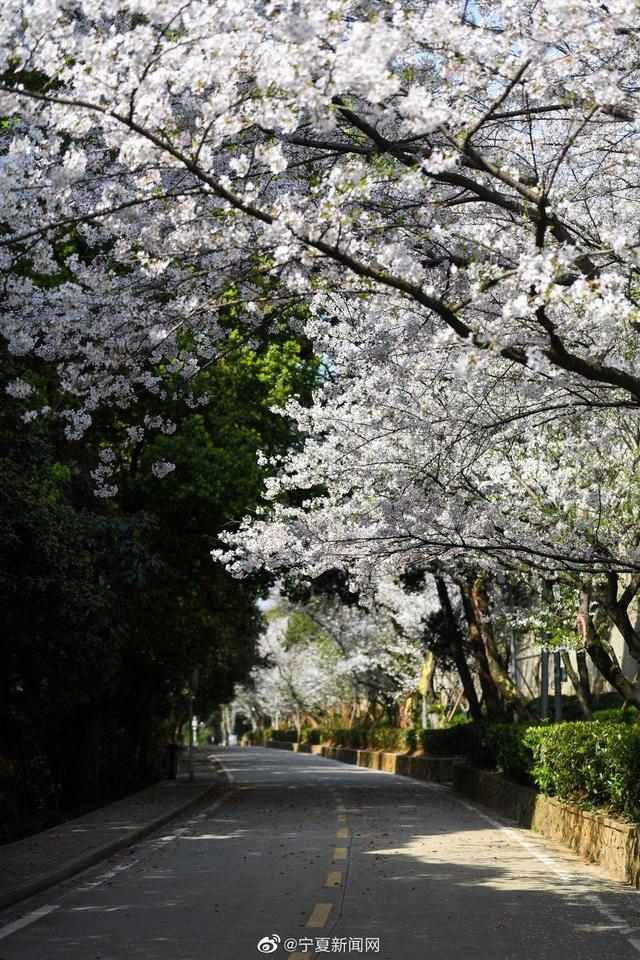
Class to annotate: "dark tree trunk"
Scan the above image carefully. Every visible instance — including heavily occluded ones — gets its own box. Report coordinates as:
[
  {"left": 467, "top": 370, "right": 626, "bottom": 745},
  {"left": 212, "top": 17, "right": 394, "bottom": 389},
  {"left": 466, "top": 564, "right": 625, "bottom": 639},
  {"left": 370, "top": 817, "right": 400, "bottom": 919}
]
[
  {"left": 561, "top": 650, "right": 593, "bottom": 719},
  {"left": 434, "top": 574, "right": 482, "bottom": 721},
  {"left": 458, "top": 580, "right": 504, "bottom": 720},
  {"left": 466, "top": 574, "right": 537, "bottom": 723},
  {"left": 578, "top": 587, "right": 640, "bottom": 708}
]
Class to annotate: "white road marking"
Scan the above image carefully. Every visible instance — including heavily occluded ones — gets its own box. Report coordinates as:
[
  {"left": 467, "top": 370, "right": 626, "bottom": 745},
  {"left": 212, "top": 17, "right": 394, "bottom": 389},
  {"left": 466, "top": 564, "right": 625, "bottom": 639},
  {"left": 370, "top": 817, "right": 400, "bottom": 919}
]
[
  {"left": 211, "top": 752, "right": 236, "bottom": 784},
  {"left": 149, "top": 790, "right": 234, "bottom": 851},
  {"left": 0, "top": 756, "right": 234, "bottom": 942},
  {"left": 75, "top": 858, "right": 139, "bottom": 892},
  {"left": 0, "top": 905, "right": 59, "bottom": 940},
  {"left": 453, "top": 795, "right": 640, "bottom": 955}
]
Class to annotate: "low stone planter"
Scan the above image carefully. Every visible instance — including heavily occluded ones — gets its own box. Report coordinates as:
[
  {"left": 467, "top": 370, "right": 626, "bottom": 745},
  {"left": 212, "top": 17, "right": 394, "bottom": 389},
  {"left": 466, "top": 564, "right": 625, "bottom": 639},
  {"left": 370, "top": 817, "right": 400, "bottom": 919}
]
[
  {"left": 265, "top": 739, "right": 313, "bottom": 753},
  {"left": 453, "top": 763, "right": 640, "bottom": 887},
  {"left": 319, "top": 746, "right": 460, "bottom": 784}
]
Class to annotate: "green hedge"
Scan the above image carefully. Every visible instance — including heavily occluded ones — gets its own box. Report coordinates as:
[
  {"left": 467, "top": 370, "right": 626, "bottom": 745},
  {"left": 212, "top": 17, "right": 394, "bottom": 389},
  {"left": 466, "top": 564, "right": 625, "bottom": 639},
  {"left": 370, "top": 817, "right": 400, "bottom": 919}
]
[
  {"left": 323, "top": 721, "right": 640, "bottom": 820},
  {"left": 269, "top": 729, "right": 299, "bottom": 743},
  {"left": 419, "top": 723, "right": 532, "bottom": 781},
  {"left": 524, "top": 722, "right": 640, "bottom": 819},
  {"left": 321, "top": 727, "right": 418, "bottom": 752}
]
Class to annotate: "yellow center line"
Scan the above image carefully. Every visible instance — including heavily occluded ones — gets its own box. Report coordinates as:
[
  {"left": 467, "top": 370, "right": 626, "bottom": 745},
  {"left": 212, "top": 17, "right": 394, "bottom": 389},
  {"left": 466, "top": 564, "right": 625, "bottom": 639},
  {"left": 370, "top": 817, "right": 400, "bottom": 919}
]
[
  {"left": 336, "top": 828, "right": 348, "bottom": 839},
  {"left": 307, "top": 902, "right": 333, "bottom": 928},
  {"left": 337, "top": 814, "right": 347, "bottom": 822},
  {"left": 333, "top": 847, "right": 347, "bottom": 861},
  {"left": 336, "top": 804, "right": 346, "bottom": 812},
  {"left": 325, "top": 870, "right": 342, "bottom": 887}
]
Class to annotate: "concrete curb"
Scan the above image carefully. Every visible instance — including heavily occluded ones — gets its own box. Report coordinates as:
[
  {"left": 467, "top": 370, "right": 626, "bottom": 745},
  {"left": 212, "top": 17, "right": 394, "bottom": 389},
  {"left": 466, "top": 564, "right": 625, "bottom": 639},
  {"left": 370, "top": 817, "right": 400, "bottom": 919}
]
[{"left": 0, "top": 779, "right": 222, "bottom": 913}]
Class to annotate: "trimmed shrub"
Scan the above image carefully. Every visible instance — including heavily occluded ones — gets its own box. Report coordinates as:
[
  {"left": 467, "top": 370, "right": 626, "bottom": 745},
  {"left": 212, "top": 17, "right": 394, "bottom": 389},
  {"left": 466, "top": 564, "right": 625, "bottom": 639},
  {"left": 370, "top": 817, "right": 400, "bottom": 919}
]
[
  {"left": 591, "top": 707, "right": 638, "bottom": 724},
  {"left": 269, "top": 729, "right": 299, "bottom": 743},
  {"left": 421, "top": 723, "right": 532, "bottom": 781},
  {"left": 321, "top": 727, "right": 417, "bottom": 752},
  {"left": 420, "top": 724, "right": 487, "bottom": 761},
  {"left": 483, "top": 724, "right": 533, "bottom": 783},
  {"left": 524, "top": 721, "right": 640, "bottom": 820}
]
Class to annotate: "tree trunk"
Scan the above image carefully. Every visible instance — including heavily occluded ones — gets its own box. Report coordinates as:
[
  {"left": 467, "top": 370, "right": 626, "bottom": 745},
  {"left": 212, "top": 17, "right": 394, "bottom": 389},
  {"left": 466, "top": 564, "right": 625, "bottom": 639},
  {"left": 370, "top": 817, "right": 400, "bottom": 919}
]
[
  {"left": 622, "top": 669, "right": 640, "bottom": 716},
  {"left": 561, "top": 650, "right": 593, "bottom": 719},
  {"left": 458, "top": 580, "right": 503, "bottom": 719},
  {"left": 578, "top": 587, "right": 640, "bottom": 708},
  {"left": 604, "top": 572, "right": 640, "bottom": 662},
  {"left": 434, "top": 574, "right": 482, "bottom": 721},
  {"left": 467, "top": 574, "right": 537, "bottom": 723}
]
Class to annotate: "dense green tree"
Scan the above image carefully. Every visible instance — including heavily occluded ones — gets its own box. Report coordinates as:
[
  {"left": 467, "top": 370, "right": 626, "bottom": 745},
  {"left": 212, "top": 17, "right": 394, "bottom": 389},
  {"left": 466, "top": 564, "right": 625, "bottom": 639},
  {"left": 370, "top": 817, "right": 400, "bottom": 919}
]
[{"left": 0, "top": 323, "right": 317, "bottom": 837}]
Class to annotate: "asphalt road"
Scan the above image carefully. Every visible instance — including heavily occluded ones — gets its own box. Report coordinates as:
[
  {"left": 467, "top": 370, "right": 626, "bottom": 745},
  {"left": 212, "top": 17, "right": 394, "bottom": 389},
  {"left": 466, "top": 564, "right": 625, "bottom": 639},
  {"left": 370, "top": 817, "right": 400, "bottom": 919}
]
[{"left": 2, "top": 747, "right": 640, "bottom": 960}]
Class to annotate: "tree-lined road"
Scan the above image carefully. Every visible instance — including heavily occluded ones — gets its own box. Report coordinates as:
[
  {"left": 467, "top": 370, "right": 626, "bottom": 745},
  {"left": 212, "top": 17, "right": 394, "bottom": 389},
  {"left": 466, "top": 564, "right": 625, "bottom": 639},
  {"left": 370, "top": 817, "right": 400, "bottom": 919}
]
[{"left": 1, "top": 748, "right": 639, "bottom": 960}]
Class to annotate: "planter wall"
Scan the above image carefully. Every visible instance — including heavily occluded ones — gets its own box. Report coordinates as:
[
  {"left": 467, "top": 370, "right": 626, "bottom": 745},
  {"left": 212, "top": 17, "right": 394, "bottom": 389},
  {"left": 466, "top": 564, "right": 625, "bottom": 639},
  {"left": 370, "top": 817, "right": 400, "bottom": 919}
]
[
  {"left": 319, "top": 746, "right": 459, "bottom": 784},
  {"left": 264, "top": 740, "right": 312, "bottom": 753}
]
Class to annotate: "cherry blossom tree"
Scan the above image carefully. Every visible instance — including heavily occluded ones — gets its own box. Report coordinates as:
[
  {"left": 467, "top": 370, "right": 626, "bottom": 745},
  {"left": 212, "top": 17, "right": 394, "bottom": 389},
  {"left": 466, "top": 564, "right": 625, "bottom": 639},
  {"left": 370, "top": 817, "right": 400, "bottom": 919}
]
[
  {"left": 4, "top": 1, "right": 640, "bottom": 703},
  {"left": 236, "top": 582, "right": 435, "bottom": 731}
]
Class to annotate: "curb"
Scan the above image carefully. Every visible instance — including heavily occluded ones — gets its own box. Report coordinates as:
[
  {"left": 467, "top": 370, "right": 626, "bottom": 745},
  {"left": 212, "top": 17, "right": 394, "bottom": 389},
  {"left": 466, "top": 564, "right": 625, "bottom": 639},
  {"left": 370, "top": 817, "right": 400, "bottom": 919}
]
[{"left": 0, "top": 778, "right": 223, "bottom": 913}]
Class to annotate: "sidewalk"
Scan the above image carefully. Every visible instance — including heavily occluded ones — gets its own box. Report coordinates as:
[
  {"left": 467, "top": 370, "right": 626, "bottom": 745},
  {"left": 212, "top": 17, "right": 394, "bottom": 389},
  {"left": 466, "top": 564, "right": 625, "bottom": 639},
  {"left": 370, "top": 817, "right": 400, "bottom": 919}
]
[{"left": 0, "top": 747, "right": 225, "bottom": 911}]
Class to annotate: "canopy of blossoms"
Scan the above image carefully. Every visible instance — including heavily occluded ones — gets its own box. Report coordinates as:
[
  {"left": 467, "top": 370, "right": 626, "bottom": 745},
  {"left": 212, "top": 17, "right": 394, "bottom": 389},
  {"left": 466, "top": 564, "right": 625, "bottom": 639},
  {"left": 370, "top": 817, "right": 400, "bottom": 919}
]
[{"left": 3, "top": 1, "right": 640, "bottom": 585}]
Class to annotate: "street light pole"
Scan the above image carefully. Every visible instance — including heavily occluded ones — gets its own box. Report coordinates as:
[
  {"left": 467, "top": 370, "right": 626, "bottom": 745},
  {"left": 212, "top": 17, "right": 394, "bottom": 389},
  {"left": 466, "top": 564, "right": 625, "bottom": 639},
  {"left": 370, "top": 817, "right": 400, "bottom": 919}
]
[
  {"left": 189, "top": 667, "right": 200, "bottom": 783},
  {"left": 188, "top": 687, "right": 194, "bottom": 782},
  {"left": 540, "top": 649, "right": 549, "bottom": 720},
  {"left": 554, "top": 651, "right": 563, "bottom": 722}
]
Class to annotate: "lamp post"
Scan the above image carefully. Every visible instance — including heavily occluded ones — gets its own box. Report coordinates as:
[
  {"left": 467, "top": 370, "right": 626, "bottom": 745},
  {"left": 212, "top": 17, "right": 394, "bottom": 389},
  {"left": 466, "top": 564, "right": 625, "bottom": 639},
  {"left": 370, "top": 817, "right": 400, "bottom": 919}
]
[
  {"left": 554, "top": 652, "right": 563, "bottom": 722},
  {"left": 189, "top": 668, "right": 200, "bottom": 783},
  {"left": 540, "top": 648, "right": 549, "bottom": 720}
]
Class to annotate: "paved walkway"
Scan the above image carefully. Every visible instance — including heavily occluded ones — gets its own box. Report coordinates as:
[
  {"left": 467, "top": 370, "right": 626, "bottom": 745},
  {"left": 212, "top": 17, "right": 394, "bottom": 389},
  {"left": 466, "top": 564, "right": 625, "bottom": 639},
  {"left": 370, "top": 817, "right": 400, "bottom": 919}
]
[
  {"left": 2, "top": 747, "right": 640, "bottom": 960},
  {"left": 0, "top": 748, "right": 222, "bottom": 910}
]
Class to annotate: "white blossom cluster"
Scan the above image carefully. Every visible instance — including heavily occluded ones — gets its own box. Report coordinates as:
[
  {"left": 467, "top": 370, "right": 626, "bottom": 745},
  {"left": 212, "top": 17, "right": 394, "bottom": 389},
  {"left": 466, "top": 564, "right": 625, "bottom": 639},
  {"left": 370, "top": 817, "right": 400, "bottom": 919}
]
[
  {"left": 2, "top": 1, "right": 640, "bottom": 577},
  {"left": 235, "top": 583, "right": 435, "bottom": 722}
]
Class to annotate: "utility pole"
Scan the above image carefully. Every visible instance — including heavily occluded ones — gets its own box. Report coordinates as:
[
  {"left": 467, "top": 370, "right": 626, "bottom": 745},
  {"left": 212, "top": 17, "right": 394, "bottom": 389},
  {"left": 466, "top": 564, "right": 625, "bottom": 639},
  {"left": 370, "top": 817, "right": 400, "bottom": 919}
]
[
  {"left": 497, "top": 572, "right": 519, "bottom": 722},
  {"left": 540, "top": 649, "right": 549, "bottom": 720},
  {"left": 554, "top": 652, "right": 563, "bottom": 722},
  {"left": 189, "top": 668, "right": 200, "bottom": 783}
]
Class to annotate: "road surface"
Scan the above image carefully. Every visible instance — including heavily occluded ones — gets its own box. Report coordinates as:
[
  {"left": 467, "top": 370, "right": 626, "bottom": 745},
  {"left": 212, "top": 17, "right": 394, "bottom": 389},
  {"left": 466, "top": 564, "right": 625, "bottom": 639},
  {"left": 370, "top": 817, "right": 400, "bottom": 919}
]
[{"left": 1, "top": 747, "right": 640, "bottom": 960}]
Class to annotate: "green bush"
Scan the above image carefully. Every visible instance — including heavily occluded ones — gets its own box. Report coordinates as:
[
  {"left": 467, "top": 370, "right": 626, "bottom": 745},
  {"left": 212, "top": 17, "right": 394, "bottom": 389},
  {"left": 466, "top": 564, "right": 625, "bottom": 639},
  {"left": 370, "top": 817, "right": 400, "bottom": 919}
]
[
  {"left": 420, "top": 724, "right": 487, "bottom": 760},
  {"left": 269, "top": 729, "right": 299, "bottom": 743},
  {"left": 419, "top": 723, "right": 530, "bottom": 781},
  {"left": 591, "top": 707, "right": 638, "bottom": 724},
  {"left": 320, "top": 727, "right": 417, "bottom": 752},
  {"left": 483, "top": 724, "right": 533, "bottom": 783},
  {"left": 524, "top": 721, "right": 640, "bottom": 819}
]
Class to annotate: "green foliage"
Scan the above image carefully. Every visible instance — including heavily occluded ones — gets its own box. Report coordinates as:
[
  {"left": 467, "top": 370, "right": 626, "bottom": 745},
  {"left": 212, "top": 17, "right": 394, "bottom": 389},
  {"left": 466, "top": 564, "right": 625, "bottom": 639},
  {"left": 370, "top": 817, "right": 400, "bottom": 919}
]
[
  {"left": 524, "top": 722, "right": 640, "bottom": 820},
  {"left": 268, "top": 729, "right": 299, "bottom": 743},
  {"left": 422, "top": 720, "right": 640, "bottom": 821},
  {"left": 321, "top": 727, "right": 418, "bottom": 752},
  {"left": 420, "top": 724, "right": 488, "bottom": 760},
  {"left": 592, "top": 707, "right": 638, "bottom": 723},
  {"left": 483, "top": 724, "right": 533, "bottom": 783},
  {"left": 0, "top": 314, "right": 317, "bottom": 837}
]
